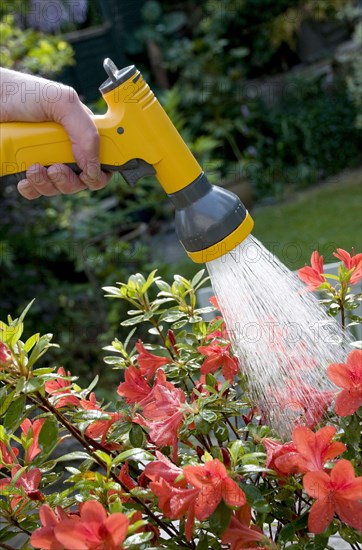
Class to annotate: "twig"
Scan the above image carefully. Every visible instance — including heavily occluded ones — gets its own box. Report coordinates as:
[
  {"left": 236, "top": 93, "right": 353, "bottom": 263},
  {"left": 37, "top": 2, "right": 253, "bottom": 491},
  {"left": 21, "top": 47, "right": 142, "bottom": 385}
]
[{"left": 33, "top": 393, "right": 184, "bottom": 542}]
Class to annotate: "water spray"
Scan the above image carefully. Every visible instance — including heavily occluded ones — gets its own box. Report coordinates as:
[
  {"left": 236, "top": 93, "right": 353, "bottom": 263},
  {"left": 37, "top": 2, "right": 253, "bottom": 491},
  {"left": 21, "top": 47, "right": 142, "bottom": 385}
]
[{"left": 0, "top": 59, "right": 350, "bottom": 435}]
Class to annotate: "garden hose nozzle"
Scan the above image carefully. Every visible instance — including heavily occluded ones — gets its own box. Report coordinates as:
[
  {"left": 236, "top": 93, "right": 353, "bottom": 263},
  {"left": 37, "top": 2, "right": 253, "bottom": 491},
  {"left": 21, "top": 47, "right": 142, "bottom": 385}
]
[{"left": 0, "top": 58, "right": 253, "bottom": 262}]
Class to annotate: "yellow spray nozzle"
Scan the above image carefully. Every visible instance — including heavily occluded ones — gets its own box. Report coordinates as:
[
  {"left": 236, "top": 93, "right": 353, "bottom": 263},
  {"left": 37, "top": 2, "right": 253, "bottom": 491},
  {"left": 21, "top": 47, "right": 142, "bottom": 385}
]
[{"left": 0, "top": 58, "right": 254, "bottom": 262}]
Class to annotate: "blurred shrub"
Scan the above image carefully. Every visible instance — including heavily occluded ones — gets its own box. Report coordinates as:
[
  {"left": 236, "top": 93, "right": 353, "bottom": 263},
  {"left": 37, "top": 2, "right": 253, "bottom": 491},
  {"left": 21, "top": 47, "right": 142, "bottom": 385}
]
[
  {"left": 240, "top": 78, "right": 361, "bottom": 198},
  {"left": 128, "top": 0, "right": 361, "bottom": 199},
  {"left": 0, "top": 15, "right": 74, "bottom": 75}
]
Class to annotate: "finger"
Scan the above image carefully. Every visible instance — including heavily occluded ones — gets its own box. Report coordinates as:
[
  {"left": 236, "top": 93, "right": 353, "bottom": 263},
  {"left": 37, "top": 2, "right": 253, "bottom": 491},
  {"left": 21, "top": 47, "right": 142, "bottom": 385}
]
[
  {"left": 17, "top": 180, "right": 41, "bottom": 200},
  {"left": 56, "top": 99, "right": 103, "bottom": 187},
  {"left": 26, "top": 164, "right": 60, "bottom": 197},
  {"left": 79, "top": 166, "right": 111, "bottom": 190},
  {"left": 47, "top": 164, "right": 88, "bottom": 194}
]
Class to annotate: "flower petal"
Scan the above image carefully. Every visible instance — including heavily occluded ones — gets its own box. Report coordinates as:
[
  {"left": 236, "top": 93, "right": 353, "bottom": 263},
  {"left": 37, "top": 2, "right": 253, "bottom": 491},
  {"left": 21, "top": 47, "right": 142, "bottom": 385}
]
[
  {"left": 303, "top": 471, "right": 330, "bottom": 499},
  {"left": 335, "top": 499, "right": 362, "bottom": 531},
  {"left": 103, "top": 513, "right": 129, "bottom": 547},
  {"left": 335, "top": 390, "right": 362, "bottom": 416},
  {"left": 308, "top": 498, "right": 335, "bottom": 534},
  {"left": 327, "top": 363, "right": 351, "bottom": 389},
  {"left": 222, "top": 477, "right": 246, "bottom": 507}
]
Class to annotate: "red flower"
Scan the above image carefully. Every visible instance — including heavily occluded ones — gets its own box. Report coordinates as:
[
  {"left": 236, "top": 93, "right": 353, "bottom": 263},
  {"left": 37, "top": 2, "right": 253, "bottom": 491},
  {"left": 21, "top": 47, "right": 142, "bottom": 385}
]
[
  {"left": 303, "top": 459, "right": 362, "bottom": 533},
  {"left": 79, "top": 392, "right": 122, "bottom": 444},
  {"left": 0, "top": 342, "right": 12, "bottom": 369},
  {"left": 183, "top": 458, "right": 246, "bottom": 521},
  {"left": 135, "top": 373, "right": 190, "bottom": 461},
  {"left": 262, "top": 438, "right": 296, "bottom": 477},
  {"left": 0, "top": 441, "right": 19, "bottom": 469},
  {"left": 135, "top": 339, "right": 170, "bottom": 381},
  {"left": 53, "top": 500, "right": 129, "bottom": 550},
  {"left": 334, "top": 248, "right": 362, "bottom": 285},
  {"left": 143, "top": 451, "right": 185, "bottom": 486},
  {"left": 272, "top": 380, "right": 334, "bottom": 429},
  {"left": 198, "top": 343, "right": 239, "bottom": 381},
  {"left": 117, "top": 364, "right": 151, "bottom": 404},
  {"left": 274, "top": 426, "right": 346, "bottom": 475},
  {"left": 45, "top": 367, "right": 80, "bottom": 408},
  {"left": 298, "top": 251, "right": 325, "bottom": 290},
  {"left": 0, "top": 465, "right": 44, "bottom": 509},
  {"left": 221, "top": 504, "right": 266, "bottom": 549},
  {"left": 30, "top": 504, "right": 71, "bottom": 550},
  {"left": 327, "top": 349, "right": 362, "bottom": 416},
  {"left": 150, "top": 478, "right": 199, "bottom": 540},
  {"left": 20, "top": 418, "right": 46, "bottom": 462}
]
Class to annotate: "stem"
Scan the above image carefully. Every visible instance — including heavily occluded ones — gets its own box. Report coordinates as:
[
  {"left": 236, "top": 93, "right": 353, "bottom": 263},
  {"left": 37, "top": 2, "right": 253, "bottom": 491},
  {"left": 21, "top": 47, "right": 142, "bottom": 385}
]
[
  {"left": 223, "top": 414, "right": 239, "bottom": 439},
  {"left": 149, "top": 318, "right": 175, "bottom": 360},
  {"left": 340, "top": 301, "right": 346, "bottom": 329},
  {"left": 0, "top": 543, "right": 18, "bottom": 550},
  {"left": 32, "top": 393, "right": 184, "bottom": 543}
]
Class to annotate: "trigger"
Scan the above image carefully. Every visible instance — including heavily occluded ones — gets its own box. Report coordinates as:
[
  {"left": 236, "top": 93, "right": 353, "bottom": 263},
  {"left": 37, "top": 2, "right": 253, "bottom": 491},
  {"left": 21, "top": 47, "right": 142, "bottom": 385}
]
[{"left": 119, "top": 159, "right": 156, "bottom": 186}]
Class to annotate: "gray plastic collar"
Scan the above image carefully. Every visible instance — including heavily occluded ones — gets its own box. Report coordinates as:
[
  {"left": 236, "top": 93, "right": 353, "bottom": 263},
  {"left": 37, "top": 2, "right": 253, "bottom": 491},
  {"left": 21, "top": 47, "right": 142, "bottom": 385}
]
[
  {"left": 100, "top": 59, "right": 137, "bottom": 94},
  {"left": 169, "top": 173, "right": 247, "bottom": 253}
]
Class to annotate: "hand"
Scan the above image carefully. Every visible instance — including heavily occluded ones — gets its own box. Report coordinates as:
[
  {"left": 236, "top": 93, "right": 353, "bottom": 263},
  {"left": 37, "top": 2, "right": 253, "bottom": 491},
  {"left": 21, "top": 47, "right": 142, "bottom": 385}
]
[{"left": 0, "top": 69, "right": 111, "bottom": 199}]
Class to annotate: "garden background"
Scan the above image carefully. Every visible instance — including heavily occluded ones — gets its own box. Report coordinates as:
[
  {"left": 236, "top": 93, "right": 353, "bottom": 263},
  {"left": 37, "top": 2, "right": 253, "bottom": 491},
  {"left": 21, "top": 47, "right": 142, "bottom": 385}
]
[{"left": 0, "top": 0, "right": 361, "bottom": 394}]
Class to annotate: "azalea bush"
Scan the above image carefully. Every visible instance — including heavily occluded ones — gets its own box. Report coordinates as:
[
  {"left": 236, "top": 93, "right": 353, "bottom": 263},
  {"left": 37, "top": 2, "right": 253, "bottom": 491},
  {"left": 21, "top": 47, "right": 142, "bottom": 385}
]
[{"left": 0, "top": 247, "right": 361, "bottom": 550}]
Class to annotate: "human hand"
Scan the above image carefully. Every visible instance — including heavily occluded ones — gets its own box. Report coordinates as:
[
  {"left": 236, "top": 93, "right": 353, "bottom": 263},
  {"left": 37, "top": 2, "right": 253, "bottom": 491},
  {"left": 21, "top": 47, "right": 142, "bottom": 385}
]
[{"left": 0, "top": 69, "right": 111, "bottom": 199}]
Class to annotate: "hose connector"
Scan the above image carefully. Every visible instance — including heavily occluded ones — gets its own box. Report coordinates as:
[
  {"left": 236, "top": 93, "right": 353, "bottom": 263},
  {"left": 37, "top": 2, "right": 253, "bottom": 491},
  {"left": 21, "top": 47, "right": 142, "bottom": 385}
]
[{"left": 168, "top": 173, "right": 254, "bottom": 263}]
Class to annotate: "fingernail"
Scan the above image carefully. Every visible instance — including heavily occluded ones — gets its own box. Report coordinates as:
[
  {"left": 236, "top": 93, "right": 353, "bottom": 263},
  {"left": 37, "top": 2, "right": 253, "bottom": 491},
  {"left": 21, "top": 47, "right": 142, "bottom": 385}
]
[
  {"left": 48, "top": 166, "right": 61, "bottom": 182},
  {"left": 85, "top": 163, "right": 101, "bottom": 182}
]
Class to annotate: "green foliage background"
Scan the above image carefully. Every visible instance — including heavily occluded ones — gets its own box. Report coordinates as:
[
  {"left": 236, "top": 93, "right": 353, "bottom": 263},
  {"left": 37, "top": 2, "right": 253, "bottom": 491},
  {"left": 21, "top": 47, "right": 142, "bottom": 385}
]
[{"left": 0, "top": 0, "right": 361, "bottom": 389}]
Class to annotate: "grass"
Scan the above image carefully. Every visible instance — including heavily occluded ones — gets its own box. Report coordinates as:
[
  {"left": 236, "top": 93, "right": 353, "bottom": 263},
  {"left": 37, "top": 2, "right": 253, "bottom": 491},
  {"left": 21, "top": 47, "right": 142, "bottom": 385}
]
[{"left": 252, "top": 169, "right": 362, "bottom": 270}]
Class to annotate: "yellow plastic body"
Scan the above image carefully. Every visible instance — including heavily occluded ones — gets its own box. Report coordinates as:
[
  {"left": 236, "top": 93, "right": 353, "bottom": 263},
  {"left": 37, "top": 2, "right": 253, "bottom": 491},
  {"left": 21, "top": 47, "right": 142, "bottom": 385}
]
[
  {"left": 187, "top": 211, "right": 254, "bottom": 263},
  {"left": 0, "top": 68, "right": 202, "bottom": 194}
]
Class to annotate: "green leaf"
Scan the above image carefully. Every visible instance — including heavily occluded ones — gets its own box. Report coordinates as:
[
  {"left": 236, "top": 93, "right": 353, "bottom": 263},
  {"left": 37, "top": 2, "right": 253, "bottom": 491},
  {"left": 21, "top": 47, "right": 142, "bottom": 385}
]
[
  {"left": 39, "top": 416, "right": 59, "bottom": 455},
  {"left": 229, "top": 440, "right": 244, "bottom": 464},
  {"left": 113, "top": 448, "right": 154, "bottom": 467},
  {"left": 129, "top": 424, "right": 144, "bottom": 448},
  {"left": 121, "top": 315, "right": 146, "bottom": 326},
  {"left": 24, "top": 333, "right": 40, "bottom": 353},
  {"left": 53, "top": 451, "right": 90, "bottom": 462},
  {"left": 102, "top": 286, "right": 121, "bottom": 296},
  {"left": 27, "top": 334, "right": 56, "bottom": 369},
  {"left": 4, "top": 394, "right": 26, "bottom": 432},
  {"left": 191, "top": 269, "right": 205, "bottom": 288},
  {"left": 124, "top": 532, "right": 153, "bottom": 546},
  {"left": 0, "top": 389, "right": 15, "bottom": 416},
  {"left": 17, "top": 299, "right": 35, "bottom": 324},
  {"left": 141, "top": 269, "right": 158, "bottom": 293},
  {"left": 208, "top": 500, "right": 231, "bottom": 535}
]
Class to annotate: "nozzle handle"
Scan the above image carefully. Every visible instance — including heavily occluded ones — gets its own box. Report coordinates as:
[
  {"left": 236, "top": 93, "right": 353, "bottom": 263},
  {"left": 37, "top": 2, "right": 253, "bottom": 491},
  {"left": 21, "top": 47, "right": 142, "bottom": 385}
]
[{"left": 0, "top": 59, "right": 202, "bottom": 194}]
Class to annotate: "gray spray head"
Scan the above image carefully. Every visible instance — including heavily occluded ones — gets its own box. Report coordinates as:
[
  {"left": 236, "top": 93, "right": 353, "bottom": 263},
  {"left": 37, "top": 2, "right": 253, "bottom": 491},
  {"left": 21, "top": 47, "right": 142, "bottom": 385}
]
[{"left": 168, "top": 173, "right": 248, "bottom": 256}]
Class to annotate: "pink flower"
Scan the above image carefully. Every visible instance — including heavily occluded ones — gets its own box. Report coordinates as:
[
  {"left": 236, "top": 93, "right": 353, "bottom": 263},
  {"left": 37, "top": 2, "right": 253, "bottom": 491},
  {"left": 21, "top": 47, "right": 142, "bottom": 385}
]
[
  {"left": 327, "top": 349, "right": 362, "bottom": 416},
  {"left": 274, "top": 426, "right": 346, "bottom": 475},
  {"left": 262, "top": 438, "right": 296, "bottom": 477},
  {"left": 273, "top": 381, "right": 334, "bottom": 429},
  {"left": 198, "top": 343, "right": 239, "bottom": 381},
  {"left": 150, "top": 478, "right": 199, "bottom": 540},
  {"left": 135, "top": 339, "right": 170, "bottom": 381},
  {"left": 135, "top": 373, "right": 190, "bottom": 461},
  {"left": 53, "top": 500, "right": 129, "bottom": 550},
  {"left": 303, "top": 459, "right": 362, "bottom": 533},
  {"left": 0, "top": 441, "right": 19, "bottom": 469},
  {"left": 79, "top": 392, "right": 122, "bottom": 444},
  {"left": 298, "top": 251, "right": 325, "bottom": 290},
  {"left": 45, "top": 367, "right": 80, "bottom": 408},
  {"left": 0, "top": 465, "right": 44, "bottom": 509},
  {"left": 334, "top": 248, "right": 362, "bottom": 285},
  {"left": 221, "top": 504, "right": 266, "bottom": 549},
  {"left": 183, "top": 459, "right": 246, "bottom": 521},
  {"left": 0, "top": 342, "right": 12, "bottom": 369},
  {"left": 143, "top": 451, "right": 185, "bottom": 486},
  {"left": 117, "top": 364, "right": 151, "bottom": 404},
  {"left": 30, "top": 504, "right": 71, "bottom": 550},
  {"left": 20, "top": 418, "right": 46, "bottom": 462}
]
